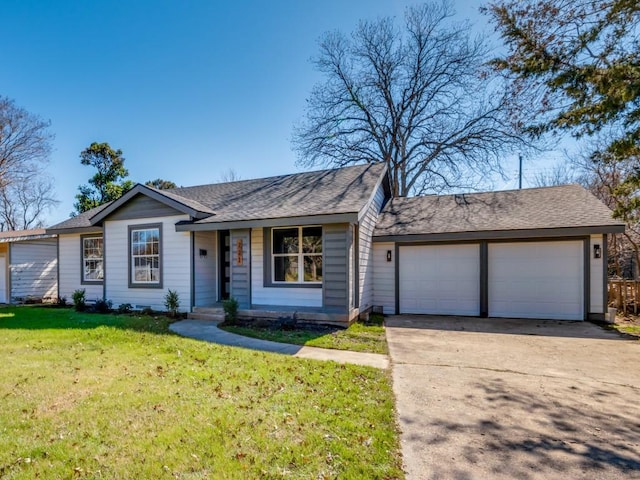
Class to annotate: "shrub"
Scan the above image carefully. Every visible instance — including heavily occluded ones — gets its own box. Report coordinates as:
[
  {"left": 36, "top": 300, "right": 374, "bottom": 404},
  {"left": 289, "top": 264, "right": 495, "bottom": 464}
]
[
  {"left": 94, "top": 298, "right": 112, "bottom": 313},
  {"left": 57, "top": 296, "right": 68, "bottom": 307},
  {"left": 164, "top": 289, "right": 180, "bottom": 317},
  {"left": 117, "top": 303, "right": 133, "bottom": 314},
  {"left": 141, "top": 307, "right": 155, "bottom": 316},
  {"left": 72, "top": 289, "right": 86, "bottom": 312},
  {"left": 222, "top": 297, "right": 239, "bottom": 324}
]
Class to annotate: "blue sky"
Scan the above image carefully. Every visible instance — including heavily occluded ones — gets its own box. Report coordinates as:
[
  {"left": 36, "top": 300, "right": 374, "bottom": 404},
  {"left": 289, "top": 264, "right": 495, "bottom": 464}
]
[{"left": 1, "top": 0, "right": 555, "bottom": 225}]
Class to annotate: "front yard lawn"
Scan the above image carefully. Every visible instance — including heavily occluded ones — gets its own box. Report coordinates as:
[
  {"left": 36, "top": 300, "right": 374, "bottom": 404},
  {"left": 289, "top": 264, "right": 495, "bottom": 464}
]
[
  {"left": 0, "top": 307, "right": 402, "bottom": 479},
  {"left": 220, "top": 315, "right": 388, "bottom": 354}
]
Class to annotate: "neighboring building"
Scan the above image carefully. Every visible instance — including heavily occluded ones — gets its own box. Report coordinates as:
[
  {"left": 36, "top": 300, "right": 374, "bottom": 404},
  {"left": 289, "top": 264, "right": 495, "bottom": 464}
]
[
  {"left": 0, "top": 229, "right": 58, "bottom": 304},
  {"left": 46, "top": 164, "right": 624, "bottom": 323}
]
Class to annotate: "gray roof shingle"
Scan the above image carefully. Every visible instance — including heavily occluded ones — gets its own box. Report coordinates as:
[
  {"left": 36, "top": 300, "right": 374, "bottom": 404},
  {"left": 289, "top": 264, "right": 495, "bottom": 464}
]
[
  {"left": 374, "top": 184, "right": 624, "bottom": 238},
  {"left": 48, "top": 163, "right": 387, "bottom": 231},
  {"left": 169, "top": 162, "right": 386, "bottom": 224},
  {"left": 47, "top": 203, "right": 111, "bottom": 232}
]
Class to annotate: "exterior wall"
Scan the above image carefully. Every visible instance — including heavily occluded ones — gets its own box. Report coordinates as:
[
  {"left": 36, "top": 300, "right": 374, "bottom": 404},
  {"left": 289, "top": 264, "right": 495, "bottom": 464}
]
[
  {"left": 590, "top": 234, "right": 605, "bottom": 314},
  {"left": 250, "top": 228, "right": 322, "bottom": 308},
  {"left": 59, "top": 233, "right": 103, "bottom": 301},
  {"left": 358, "top": 183, "right": 386, "bottom": 311},
  {"left": 323, "top": 224, "right": 350, "bottom": 312},
  {"left": 0, "top": 243, "right": 7, "bottom": 303},
  {"left": 230, "top": 229, "right": 251, "bottom": 308},
  {"left": 372, "top": 242, "right": 396, "bottom": 314},
  {"left": 104, "top": 215, "right": 191, "bottom": 311},
  {"left": 193, "top": 231, "right": 217, "bottom": 307},
  {"left": 9, "top": 239, "right": 58, "bottom": 302}
]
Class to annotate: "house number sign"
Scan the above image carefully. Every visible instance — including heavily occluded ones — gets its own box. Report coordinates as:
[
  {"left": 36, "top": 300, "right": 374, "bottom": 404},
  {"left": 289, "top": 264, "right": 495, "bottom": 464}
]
[{"left": 236, "top": 239, "right": 243, "bottom": 265}]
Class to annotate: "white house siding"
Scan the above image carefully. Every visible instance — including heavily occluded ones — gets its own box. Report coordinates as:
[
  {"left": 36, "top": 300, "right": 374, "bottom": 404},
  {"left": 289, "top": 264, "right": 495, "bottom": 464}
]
[
  {"left": 9, "top": 239, "right": 58, "bottom": 302},
  {"left": 194, "top": 231, "right": 217, "bottom": 307},
  {"left": 250, "top": 228, "right": 322, "bottom": 307},
  {"left": 372, "top": 242, "right": 396, "bottom": 314},
  {"left": 590, "top": 234, "right": 604, "bottom": 314},
  {"left": 358, "top": 183, "right": 385, "bottom": 311},
  {"left": 104, "top": 215, "right": 191, "bottom": 312},
  {"left": 59, "top": 234, "right": 103, "bottom": 301}
]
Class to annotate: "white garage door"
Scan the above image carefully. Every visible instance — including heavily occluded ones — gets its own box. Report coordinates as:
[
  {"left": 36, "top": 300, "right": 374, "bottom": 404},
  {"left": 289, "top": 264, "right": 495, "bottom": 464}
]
[
  {"left": 488, "top": 241, "right": 584, "bottom": 320},
  {"left": 399, "top": 244, "right": 480, "bottom": 315}
]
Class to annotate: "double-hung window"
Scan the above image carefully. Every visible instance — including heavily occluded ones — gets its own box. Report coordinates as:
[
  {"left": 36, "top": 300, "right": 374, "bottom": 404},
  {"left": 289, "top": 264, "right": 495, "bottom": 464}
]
[
  {"left": 129, "top": 225, "right": 161, "bottom": 286},
  {"left": 272, "top": 226, "right": 322, "bottom": 284},
  {"left": 82, "top": 236, "right": 103, "bottom": 283}
]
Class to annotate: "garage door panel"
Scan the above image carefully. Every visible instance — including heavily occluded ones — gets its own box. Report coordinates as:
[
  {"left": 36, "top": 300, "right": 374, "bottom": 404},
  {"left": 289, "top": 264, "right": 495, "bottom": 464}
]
[
  {"left": 399, "top": 244, "right": 480, "bottom": 316},
  {"left": 489, "top": 241, "right": 583, "bottom": 320}
]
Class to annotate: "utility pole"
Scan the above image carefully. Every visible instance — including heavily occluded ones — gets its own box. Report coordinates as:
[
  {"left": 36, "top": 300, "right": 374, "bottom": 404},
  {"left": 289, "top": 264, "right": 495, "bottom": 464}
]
[{"left": 518, "top": 154, "right": 523, "bottom": 189}]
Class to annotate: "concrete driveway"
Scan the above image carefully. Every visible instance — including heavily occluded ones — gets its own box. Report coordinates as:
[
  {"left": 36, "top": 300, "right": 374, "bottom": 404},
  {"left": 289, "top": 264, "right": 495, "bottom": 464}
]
[{"left": 385, "top": 316, "right": 640, "bottom": 480}]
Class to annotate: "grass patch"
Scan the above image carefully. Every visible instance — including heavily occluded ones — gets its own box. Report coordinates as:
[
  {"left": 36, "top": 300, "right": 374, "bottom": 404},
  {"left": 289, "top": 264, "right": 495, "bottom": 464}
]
[
  {"left": 220, "top": 314, "right": 388, "bottom": 354},
  {"left": 0, "top": 307, "right": 402, "bottom": 479}
]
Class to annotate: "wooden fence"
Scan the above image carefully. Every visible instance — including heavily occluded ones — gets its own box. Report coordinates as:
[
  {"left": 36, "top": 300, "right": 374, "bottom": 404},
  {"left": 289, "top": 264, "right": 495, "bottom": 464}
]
[{"left": 608, "top": 279, "right": 640, "bottom": 314}]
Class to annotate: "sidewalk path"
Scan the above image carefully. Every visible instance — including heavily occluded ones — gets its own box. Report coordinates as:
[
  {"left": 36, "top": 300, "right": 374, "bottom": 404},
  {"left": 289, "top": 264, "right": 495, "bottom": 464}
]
[{"left": 170, "top": 319, "right": 389, "bottom": 369}]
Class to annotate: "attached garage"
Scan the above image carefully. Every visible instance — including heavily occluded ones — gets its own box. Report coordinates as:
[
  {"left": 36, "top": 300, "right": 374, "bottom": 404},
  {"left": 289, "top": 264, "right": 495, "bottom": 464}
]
[
  {"left": 399, "top": 244, "right": 479, "bottom": 315},
  {"left": 372, "top": 185, "right": 626, "bottom": 321},
  {"left": 488, "top": 241, "right": 584, "bottom": 320}
]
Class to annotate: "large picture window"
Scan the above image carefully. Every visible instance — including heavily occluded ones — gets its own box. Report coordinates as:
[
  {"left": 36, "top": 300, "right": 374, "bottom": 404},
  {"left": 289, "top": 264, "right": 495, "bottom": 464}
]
[
  {"left": 272, "top": 226, "right": 322, "bottom": 284},
  {"left": 82, "top": 236, "right": 103, "bottom": 283},
  {"left": 129, "top": 225, "right": 161, "bottom": 287}
]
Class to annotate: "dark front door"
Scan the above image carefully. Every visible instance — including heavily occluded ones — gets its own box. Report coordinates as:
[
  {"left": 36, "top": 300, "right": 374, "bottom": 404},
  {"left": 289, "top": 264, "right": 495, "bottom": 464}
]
[{"left": 219, "top": 230, "right": 231, "bottom": 300}]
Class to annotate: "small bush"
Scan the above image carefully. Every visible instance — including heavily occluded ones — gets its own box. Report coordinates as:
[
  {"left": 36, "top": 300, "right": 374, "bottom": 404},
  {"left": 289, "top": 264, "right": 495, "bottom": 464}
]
[
  {"left": 164, "top": 289, "right": 180, "bottom": 317},
  {"left": 72, "top": 289, "right": 86, "bottom": 312},
  {"left": 117, "top": 303, "right": 132, "bottom": 314},
  {"left": 222, "top": 297, "right": 239, "bottom": 324},
  {"left": 94, "top": 298, "right": 112, "bottom": 313},
  {"left": 140, "top": 307, "right": 155, "bottom": 316},
  {"left": 57, "top": 296, "right": 68, "bottom": 307}
]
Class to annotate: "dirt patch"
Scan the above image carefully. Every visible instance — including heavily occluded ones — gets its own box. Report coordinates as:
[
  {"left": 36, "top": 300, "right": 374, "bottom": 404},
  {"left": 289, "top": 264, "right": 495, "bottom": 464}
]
[{"left": 613, "top": 313, "right": 640, "bottom": 337}]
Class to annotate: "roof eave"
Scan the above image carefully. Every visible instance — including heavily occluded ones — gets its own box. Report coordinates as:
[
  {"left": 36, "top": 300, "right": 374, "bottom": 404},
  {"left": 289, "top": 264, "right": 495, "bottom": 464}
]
[
  {"left": 176, "top": 212, "right": 360, "bottom": 232},
  {"left": 373, "top": 224, "right": 626, "bottom": 243},
  {"left": 45, "top": 226, "right": 104, "bottom": 235}
]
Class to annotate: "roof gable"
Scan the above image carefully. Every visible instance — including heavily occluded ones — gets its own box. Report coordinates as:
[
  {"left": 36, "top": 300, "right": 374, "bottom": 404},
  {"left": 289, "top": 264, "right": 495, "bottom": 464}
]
[{"left": 89, "top": 184, "right": 215, "bottom": 224}]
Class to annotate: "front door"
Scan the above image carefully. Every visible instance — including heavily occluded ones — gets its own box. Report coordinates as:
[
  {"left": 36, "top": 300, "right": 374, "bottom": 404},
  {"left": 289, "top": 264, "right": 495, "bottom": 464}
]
[{"left": 219, "top": 230, "right": 231, "bottom": 300}]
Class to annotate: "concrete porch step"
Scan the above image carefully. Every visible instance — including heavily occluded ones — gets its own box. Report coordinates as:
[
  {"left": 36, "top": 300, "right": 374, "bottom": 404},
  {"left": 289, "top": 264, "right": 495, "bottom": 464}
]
[{"left": 188, "top": 312, "right": 225, "bottom": 321}]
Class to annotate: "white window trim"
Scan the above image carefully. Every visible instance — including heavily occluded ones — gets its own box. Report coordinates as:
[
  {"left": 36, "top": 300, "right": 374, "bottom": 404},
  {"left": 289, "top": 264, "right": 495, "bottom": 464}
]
[
  {"left": 129, "top": 225, "right": 162, "bottom": 287},
  {"left": 271, "top": 226, "right": 322, "bottom": 285},
  {"left": 81, "top": 235, "right": 103, "bottom": 284}
]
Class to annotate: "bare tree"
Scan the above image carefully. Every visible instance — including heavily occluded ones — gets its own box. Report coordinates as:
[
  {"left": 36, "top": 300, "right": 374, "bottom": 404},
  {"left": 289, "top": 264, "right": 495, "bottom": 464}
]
[
  {"left": 218, "top": 169, "right": 241, "bottom": 183},
  {"left": 0, "top": 175, "right": 59, "bottom": 231},
  {"left": 0, "top": 96, "right": 56, "bottom": 230},
  {"left": 531, "top": 162, "right": 577, "bottom": 187},
  {"left": 293, "top": 1, "right": 534, "bottom": 196}
]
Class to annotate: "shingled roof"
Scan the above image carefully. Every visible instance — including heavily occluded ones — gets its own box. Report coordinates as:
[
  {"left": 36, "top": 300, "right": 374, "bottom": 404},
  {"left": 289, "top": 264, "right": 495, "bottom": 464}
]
[
  {"left": 0, "top": 229, "right": 56, "bottom": 243},
  {"left": 48, "top": 163, "right": 388, "bottom": 232},
  {"left": 46, "top": 203, "right": 111, "bottom": 233},
  {"left": 172, "top": 162, "right": 386, "bottom": 226},
  {"left": 374, "top": 184, "right": 625, "bottom": 240}
]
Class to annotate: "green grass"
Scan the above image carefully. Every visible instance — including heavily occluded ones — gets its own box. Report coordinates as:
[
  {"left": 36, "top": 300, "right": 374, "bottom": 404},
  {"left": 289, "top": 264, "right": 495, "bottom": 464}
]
[
  {"left": 0, "top": 306, "right": 403, "bottom": 479},
  {"left": 220, "top": 315, "right": 388, "bottom": 354},
  {"left": 612, "top": 323, "right": 640, "bottom": 337}
]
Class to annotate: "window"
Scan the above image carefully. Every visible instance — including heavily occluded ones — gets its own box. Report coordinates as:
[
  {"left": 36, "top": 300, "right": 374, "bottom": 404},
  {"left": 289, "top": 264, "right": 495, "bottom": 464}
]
[
  {"left": 82, "top": 236, "right": 103, "bottom": 283},
  {"left": 129, "top": 225, "right": 161, "bottom": 287},
  {"left": 272, "top": 226, "right": 322, "bottom": 283}
]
